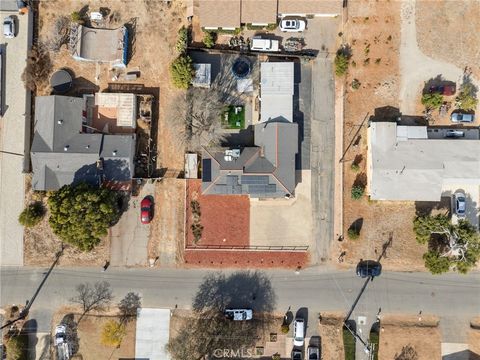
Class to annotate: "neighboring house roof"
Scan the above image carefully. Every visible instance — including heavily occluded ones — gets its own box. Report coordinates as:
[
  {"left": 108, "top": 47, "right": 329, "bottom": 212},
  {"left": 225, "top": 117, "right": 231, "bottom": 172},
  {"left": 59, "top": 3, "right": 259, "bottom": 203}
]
[
  {"left": 192, "top": 63, "right": 211, "bottom": 88},
  {"left": 368, "top": 122, "right": 480, "bottom": 201},
  {"left": 73, "top": 25, "right": 127, "bottom": 64},
  {"left": 260, "top": 62, "right": 294, "bottom": 123},
  {"left": 278, "top": 0, "right": 342, "bottom": 15},
  {"left": 31, "top": 96, "right": 136, "bottom": 191},
  {"left": 202, "top": 122, "right": 298, "bottom": 197},
  {"left": 241, "top": 0, "right": 278, "bottom": 24},
  {"left": 198, "top": 0, "right": 241, "bottom": 28}
]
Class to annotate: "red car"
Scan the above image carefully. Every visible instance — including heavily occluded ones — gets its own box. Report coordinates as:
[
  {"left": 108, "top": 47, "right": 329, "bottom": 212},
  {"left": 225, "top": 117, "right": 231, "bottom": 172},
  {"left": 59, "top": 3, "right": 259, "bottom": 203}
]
[{"left": 140, "top": 197, "right": 153, "bottom": 224}]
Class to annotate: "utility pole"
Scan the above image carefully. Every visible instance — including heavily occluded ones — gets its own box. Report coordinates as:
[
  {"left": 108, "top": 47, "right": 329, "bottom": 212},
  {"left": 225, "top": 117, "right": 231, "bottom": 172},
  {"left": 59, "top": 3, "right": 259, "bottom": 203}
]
[{"left": 1, "top": 247, "right": 63, "bottom": 330}]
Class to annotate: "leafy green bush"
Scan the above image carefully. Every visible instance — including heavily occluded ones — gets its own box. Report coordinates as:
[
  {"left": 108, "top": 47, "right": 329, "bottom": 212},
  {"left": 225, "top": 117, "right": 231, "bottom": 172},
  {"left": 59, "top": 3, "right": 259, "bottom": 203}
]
[
  {"left": 351, "top": 79, "right": 361, "bottom": 90},
  {"left": 175, "top": 26, "right": 188, "bottom": 53},
  {"left": 5, "top": 334, "right": 28, "bottom": 360},
  {"left": 456, "top": 83, "right": 478, "bottom": 111},
  {"left": 347, "top": 228, "right": 360, "bottom": 240},
  {"left": 335, "top": 53, "right": 349, "bottom": 76},
  {"left": 170, "top": 55, "right": 194, "bottom": 89},
  {"left": 18, "top": 202, "right": 45, "bottom": 227},
  {"left": 70, "top": 11, "right": 83, "bottom": 24},
  {"left": 413, "top": 214, "right": 450, "bottom": 244},
  {"left": 203, "top": 31, "right": 215, "bottom": 48},
  {"left": 281, "top": 324, "right": 289, "bottom": 334},
  {"left": 351, "top": 185, "right": 365, "bottom": 200},
  {"left": 48, "top": 183, "right": 120, "bottom": 251},
  {"left": 351, "top": 163, "right": 360, "bottom": 172},
  {"left": 423, "top": 250, "right": 451, "bottom": 274},
  {"left": 421, "top": 92, "right": 443, "bottom": 110}
]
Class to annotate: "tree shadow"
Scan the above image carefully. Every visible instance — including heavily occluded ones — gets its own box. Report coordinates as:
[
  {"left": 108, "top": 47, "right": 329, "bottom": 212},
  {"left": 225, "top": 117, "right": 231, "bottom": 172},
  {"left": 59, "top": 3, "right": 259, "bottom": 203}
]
[
  {"left": 283, "top": 310, "right": 294, "bottom": 326},
  {"left": 369, "top": 106, "right": 401, "bottom": 123},
  {"left": 348, "top": 218, "right": 363, "bottom": 234},
  {"left": 353, "top": 172, "right": 367, "bottom": 188},
  {"left": 61, "top": 313, "right": 80, "bottom": 355},
  {"left": 192, "top": 271, "right": 276, "bottom": 313},
  {"left": 352, "top": 154, "right": 363, "bottom": 166},
  {"left": 414, "top": 196, "right": 451, "bottom": 217},
  {"left": 23, "top": 319, "right": 38, "bottom": 360}
]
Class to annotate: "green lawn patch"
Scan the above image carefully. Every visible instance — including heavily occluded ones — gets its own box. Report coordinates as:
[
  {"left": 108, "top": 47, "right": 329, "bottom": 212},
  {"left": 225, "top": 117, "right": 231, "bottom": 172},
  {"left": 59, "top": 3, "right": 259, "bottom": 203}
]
[
  {"left": 343, "top": 326, "right": 356, "bottom": 360},
  {"left": 222, "top": 105, "right": 245, "bottom": 129},
  {"left": 369, "top": 330, "right": 379, "bottom": 360}
]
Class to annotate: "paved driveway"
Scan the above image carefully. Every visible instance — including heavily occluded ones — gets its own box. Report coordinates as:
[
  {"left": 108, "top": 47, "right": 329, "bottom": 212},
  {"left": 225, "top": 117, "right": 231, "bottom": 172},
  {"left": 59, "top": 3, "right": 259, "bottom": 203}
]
[
  {"left": 0, "top": 10, "right": 32, "bottom": 266},
  {"left": 109, "top": 182, "right": 154, "bottom": 266}
]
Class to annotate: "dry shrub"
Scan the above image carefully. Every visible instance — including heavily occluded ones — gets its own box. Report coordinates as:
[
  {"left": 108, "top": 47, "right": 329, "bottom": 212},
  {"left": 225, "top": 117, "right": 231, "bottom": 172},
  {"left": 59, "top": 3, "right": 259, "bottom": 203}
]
[{"left": 21, "top": 43, "right": 53, "bottom": 92}]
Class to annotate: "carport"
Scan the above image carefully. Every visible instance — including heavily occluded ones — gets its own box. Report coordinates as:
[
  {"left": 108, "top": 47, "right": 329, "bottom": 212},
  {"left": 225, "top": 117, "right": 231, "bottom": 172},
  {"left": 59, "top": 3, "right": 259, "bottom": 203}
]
[{"left": 135, "top": 308, "right": 171, "bottom": 360}]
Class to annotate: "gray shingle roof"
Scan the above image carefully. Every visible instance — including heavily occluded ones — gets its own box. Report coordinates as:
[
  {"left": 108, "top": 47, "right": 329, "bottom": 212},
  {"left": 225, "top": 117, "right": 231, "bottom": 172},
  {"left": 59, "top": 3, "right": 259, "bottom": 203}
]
[{"left": 31, "top": 96, "right": 136, "bottom": 191}]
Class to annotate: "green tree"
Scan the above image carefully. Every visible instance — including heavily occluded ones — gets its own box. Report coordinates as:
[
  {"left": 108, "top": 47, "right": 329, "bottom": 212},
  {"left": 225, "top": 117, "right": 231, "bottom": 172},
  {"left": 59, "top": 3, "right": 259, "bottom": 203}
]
[
  {"left": 70, "top": 11, "right": 83, "bottom": 24},
  {"left": 456, "top": 83, "right": 478, "bottom": 111},
  {"left": 335, "top": 53, "right": 349, "bottom": 76},
  {"left": 423, "top": 250, "right": 451, "bottom": 274},
  {"left": 18, "top": 202, "right": 45, "bottom": 227},
  {"left": 175, "top": 26, "right": 188, "bottom": 53},
  {"left": 413, "top": 214, "right": 450, "bottom": 244},
  {"left": 48, "top": 183, "right": 119, "bottom": 251},
  {"left": 5, "top": 334, "right": 28, "bottom": 360},
  {"left": 421, "top": 92, "right": 443, "bottom": 110},
  {"left": 202, "top": 31, "right": 215, "bottom": 48},
  {"left": 351, "top": 185, "right": 365, "bottom": 200},
  {"left": 347, "top": 228, "right": 360, "bottom": 240},
  {"left": 101, "top": 320, "right": 126, "bottom": 347},
  {"left": 170, "top": 55, "right": 194, "bottom": 90}
]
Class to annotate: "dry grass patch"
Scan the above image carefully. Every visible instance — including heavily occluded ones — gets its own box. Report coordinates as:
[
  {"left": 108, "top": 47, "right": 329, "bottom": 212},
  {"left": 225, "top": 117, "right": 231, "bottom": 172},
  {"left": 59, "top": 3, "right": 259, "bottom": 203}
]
[{"left": 318, "top": 312, "right": 345, "bottom": 360}]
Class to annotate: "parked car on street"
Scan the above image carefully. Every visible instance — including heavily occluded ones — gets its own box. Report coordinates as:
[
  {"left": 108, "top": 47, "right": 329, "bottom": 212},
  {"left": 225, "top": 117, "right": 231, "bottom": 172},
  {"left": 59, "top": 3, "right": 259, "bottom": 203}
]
[
  {"left": 451, "top": 112, "right": 475, "bottom": 123},
  {"left": 140, "top": 196, "right": 153, "bottom": 224},
  {"left": 279, "top": 18, "right": 306, "bottom": 32},
  {"left": 445, "top": 130, "right": 465, "bottom": 138},
  {"left": 3, "top": 16, "right": 15, "bottom": 39},
  {"left": 250, "top": 37, "right": 279, "bottom": 52},
  {"left": 224, "top": 308, "right": 253, "bottom": 321},
  {"left": 292, "top": 349, "right": 303, "bottom": 360},
  {"left": 356, "top": 260, "right": 382, "bottom": 278},
  {"left": 307, "top": 346, "right": 320, "bottom": 360},
  {"left": 453, "top": 191, "right": 466, "bottom": 217},
  {"left": 293, "top": 318, "right": 305, "bottom": 346}
]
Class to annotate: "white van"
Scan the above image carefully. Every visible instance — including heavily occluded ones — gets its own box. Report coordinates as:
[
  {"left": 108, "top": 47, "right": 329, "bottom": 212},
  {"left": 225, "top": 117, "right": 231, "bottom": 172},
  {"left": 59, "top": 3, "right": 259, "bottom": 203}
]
[
  {"left": 293, "top": 318, "right": 305, "bottom": 346},
  {"left": 250, "top": 37, "right": 279, "bottom": 52}
]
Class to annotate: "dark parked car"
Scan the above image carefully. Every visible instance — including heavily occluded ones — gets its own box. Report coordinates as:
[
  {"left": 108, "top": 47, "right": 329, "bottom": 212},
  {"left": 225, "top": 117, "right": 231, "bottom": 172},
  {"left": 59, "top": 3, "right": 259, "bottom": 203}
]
[
  {"left": 356, "top": 260, "right": 382, "bottom": 278},
  {"left": 140, "top": 197, "right": 153, "bottom": 224},
  {"left": 307, "top": 345, "right": 320, "bottom": 360},
  {"left": 292, "top": 349, "right": 303, "bottom": 360}
]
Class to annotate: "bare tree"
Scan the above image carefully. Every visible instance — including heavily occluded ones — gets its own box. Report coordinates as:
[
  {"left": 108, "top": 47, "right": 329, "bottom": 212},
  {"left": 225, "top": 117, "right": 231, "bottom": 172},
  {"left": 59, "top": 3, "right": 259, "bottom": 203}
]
[
  {"left": 395, "top": 345, "right": 418, "bottom": 360},
  {"left": 70, "top": 281, "right": 113, "bottom": 322},
  {"left": 44, "top": 16, "right": 71, "bottom": 52},
  {"left": 21, "top": 43, "right": 53, "bottom": 93},
  {"left": 118, "top": 292, "right": 141, "bottom": 323}
]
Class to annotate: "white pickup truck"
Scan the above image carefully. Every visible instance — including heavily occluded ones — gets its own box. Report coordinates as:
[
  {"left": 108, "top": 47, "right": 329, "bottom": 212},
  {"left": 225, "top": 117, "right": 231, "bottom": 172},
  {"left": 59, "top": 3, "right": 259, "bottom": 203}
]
[
  {"left": 250, "top": 37, "right": 279, "bottom": 52},
  {"left": 55, "top": 325, "right": 71, "bottom": 360}
]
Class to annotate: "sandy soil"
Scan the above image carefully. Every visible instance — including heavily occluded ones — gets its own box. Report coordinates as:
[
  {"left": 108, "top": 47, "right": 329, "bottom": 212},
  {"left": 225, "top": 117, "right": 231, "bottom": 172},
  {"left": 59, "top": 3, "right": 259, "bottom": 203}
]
[
  {"left": 469, "top": 329, "right": 480, "bottom": 358},
  {"left": 335, "top": 1, "right": 431, "bottom": 271},
  {"left": 186, "top": 179, "right": 250, "bottom": 247},
  {"left": 318, "top": 312, "right": 345, "bottom": 360},
  {"left": 378, "top": 315, "right": 441, "bottom": 360},
  {"left": 52, "top": 306, "right": 135, "bottom": 360},
  {"left": 148, "top": 179, "right": 185, "bottom": 267}
]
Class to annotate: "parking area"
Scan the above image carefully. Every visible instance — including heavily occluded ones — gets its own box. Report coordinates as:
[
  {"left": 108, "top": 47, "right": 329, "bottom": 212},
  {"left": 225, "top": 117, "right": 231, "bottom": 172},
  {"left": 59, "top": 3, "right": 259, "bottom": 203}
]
[
  {"left": 0, "top": 9, "right": 32, "bottom": 266},
  {"left": 443, "top": 185, "right": 479, "bottom": 230},
  {"left": 109, "top": 182, "right": 155, "bottom": 266}
]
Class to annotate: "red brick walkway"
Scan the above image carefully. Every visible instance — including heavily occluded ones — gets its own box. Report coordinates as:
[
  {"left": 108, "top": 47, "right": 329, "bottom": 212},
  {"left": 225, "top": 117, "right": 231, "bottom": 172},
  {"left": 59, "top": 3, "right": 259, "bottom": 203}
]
[{"left": 184, "top": 250, "right": 309, "bottom": 269}]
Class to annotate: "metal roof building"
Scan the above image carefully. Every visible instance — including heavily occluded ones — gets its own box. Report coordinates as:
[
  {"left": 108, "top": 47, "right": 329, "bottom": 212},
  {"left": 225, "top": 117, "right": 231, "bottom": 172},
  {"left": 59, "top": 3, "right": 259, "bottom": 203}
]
[
  {"left": 31, "top": 96, "right": 135, "bottom": 191},
  {"left": 260, "top": 62, "right": 294, "bottom": 123},
  {"left": 368, "top": 122, "right": 480, "bottom": 201}
]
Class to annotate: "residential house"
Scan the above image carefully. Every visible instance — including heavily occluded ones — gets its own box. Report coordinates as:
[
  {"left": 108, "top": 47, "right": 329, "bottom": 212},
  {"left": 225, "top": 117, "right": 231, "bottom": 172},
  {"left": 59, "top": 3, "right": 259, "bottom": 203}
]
[
  {"left": 30, "top": 95, "right": 136, "bottom": 191},
  {"left": 201, "top": 62, "right": 298, "bottom": 198},
  {"left": 367, "top": 121, "right": 480, "bottom": 201}
]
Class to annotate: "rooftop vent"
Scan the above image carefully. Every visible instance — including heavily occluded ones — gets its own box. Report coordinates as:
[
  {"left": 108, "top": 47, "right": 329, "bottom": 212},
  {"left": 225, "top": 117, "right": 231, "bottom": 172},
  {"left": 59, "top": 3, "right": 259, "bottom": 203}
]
[
  {"left": 57, "top": 119, "right": 63, "bottom": 125},
  {"left": 112, "top": 150, "right": 117, "bottom": 156},
  {"left": 85, "top": 145, "right": 90, "bottom": 149},
  {"left": 64, "top": 145, "right": 69, "bottom": 151}
]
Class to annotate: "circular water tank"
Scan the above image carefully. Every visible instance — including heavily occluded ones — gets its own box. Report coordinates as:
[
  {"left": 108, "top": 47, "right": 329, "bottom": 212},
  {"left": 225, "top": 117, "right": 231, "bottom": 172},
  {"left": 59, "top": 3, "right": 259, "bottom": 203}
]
[
  {"left": 50, "top": 69, "right": 73, "bottom": 94},
  {"left": 232, "top": 57, "right": 251, "bottom": 79}
]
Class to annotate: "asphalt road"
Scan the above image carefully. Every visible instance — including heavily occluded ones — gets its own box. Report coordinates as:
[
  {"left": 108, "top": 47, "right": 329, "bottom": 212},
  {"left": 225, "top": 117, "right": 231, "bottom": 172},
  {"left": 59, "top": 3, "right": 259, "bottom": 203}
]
[{"left": 1, "top": 266, "right": 479, "bottom": 341}]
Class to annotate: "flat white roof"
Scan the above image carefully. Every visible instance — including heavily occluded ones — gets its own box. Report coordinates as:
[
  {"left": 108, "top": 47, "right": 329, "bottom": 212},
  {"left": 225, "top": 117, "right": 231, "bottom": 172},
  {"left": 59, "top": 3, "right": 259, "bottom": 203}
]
[
  {"left": 192, "top": 63, "right": 211, "bottom": 88},
  {"left": 260, "top": 62, "right": 294, "bottom": 122},
  {"left": 135, "top": 308, "right": 171, "bottom": 360},
  {"left": 95, "top": 93, "right": 136, "bottom": 128},
  {"left": 369, "top": 122, "right": 480, "bottom": 201}
]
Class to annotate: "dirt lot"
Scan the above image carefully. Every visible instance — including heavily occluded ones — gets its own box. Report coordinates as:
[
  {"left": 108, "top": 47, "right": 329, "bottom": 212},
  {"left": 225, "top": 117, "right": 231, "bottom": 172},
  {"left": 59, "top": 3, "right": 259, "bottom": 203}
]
[
  {"left": 37, "top": 0, "right": 187, "bottom": 171},
  {"left": 469, "top": 317, "right": 480, "bottom": 357},
  {"left": 186, "top": 179, "right": 250, "bottom": 247},
  {"left": 23, "top": 178, "right": 109, "bottom": 267},
  {"left": 335, "top": 1, "right": 431, "bottom": 270},
  {"left": 148, "top": 179, "right": 185, "bottom": 266},
  {"left": 318, "top": 312, "right": 345, "bottom": 360},
  {"left": 53, "top": 306, "right": 136, "bottom": 360},
  {"left": 378, "top": 314, "right": 441, "bottom": 360}
]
